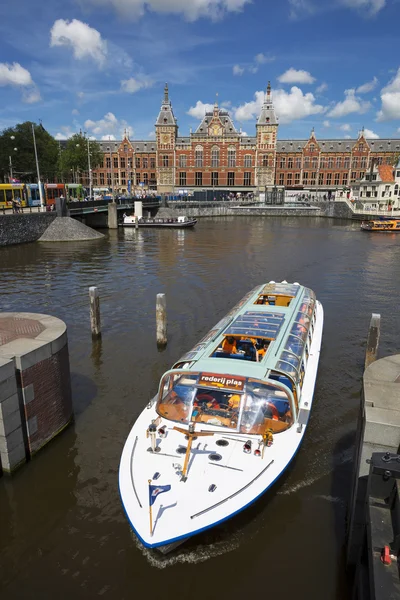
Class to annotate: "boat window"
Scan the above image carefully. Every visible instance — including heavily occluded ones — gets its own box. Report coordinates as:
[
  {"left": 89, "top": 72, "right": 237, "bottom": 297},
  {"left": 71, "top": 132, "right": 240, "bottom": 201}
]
[
  {"left": 224, "top": 311, "right": 285, "bottom": 340},
  {"left": 240, "top": 380, "right": 293, "bottom": 435},
  {"left": 192, "top": 388, "right": 242, "bottom": 429},
  {"left": 157, "top": 373, "right": 198, "bottom": 424},
  {"left": 279, "top": 351, "right": 300, "bottom": 370},
  {"left": 255, "top": 283, "right": 299, "bottom": 306},
  {"left": 284, "top": 334, "right": 304, "bottom": 356},
  {"left": 291, "top": 322, "right": 308, "bottom": 342},
  {"left": 275, "top": 360, "right": 298, "bottom": 379}
]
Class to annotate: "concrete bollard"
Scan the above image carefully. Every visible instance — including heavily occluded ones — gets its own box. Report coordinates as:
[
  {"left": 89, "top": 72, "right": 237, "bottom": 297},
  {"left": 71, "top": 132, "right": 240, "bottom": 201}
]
[
  {"left": 156, "top": 294, "right": 167, "bottom": 346},
  {"left": 108, "top": 202, "right": 118, "bottom": 229},
  {"left": 365, "top": 313, "right": 380, "bottom": 370},
  {"left": 89, "top": 287, "right": 101, "bottom": 338}
]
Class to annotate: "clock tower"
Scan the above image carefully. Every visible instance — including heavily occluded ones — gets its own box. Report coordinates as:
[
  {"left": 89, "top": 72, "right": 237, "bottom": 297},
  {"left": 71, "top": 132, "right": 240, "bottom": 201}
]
[
  {"left": 256, "top": 82, "right": 278, "bottom": 190},
  {"left": 156, "top": 83, "right": 178, "bottom": 193}
]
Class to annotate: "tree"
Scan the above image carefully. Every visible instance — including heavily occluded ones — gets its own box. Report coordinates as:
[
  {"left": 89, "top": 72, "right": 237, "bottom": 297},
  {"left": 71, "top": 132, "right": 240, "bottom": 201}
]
[
  {"left": 59, "top": 133, "right": 103, "bottom": 181},
  {"left": 0, "top": 122, "right": 59, "bottom": 183}
]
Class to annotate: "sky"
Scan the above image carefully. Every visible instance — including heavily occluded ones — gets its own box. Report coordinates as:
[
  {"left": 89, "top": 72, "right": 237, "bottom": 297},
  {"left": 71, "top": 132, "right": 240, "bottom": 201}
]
[{"left": 0, "top": 0, "right": 400, "bottom": 142}]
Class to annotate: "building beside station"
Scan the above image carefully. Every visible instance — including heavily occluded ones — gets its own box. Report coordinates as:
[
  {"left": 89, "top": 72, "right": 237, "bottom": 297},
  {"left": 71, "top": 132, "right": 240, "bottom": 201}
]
[{"left": 87, "top": 83, "right": 400, "bottom": 197}]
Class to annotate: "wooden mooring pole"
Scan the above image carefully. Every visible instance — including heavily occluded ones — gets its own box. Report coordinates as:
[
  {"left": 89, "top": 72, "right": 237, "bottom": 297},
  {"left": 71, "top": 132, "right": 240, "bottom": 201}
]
[
  {"left": 365, "top": 313, "right": 380, "bottom": 370},
  {"left": 89, "top": 286, "right": 101, "bottom": 338},
  {"left": 156, "top": 293, "right": 167, "bottom": 346}
]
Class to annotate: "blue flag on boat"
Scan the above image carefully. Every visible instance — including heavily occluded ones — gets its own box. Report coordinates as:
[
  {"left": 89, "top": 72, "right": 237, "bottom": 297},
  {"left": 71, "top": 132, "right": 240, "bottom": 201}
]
[{"left": 149, "top": 484, "right": 171, "bottom": 506}]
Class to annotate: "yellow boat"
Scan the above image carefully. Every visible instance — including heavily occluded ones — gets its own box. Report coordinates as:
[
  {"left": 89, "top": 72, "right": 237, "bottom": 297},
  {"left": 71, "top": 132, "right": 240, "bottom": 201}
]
[{"left": 361, "top": 219, "right": 400, "bottom": 232}]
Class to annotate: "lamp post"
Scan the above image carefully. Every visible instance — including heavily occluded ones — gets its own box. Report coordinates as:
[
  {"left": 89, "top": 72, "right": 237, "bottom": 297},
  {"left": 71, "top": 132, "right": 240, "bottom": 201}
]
[
  {"left": 82, "top": 133, "right": 92, "bottom": 200},
  {"left": 109, "top": 137, "right": 115, "bottom": 201},
  {"left": 31, "top": 123, "right": 45, "bottom": 211}
]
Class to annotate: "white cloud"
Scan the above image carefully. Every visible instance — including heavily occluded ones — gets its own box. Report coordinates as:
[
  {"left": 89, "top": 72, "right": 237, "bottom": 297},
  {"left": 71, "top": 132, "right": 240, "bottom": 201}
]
[
  {"left": 248, "top": 65, "right": 258, "bottom": 74},
  {"left": 55, "top": 126, "right": 75, "bottom": 140},
  {"left": 83, "top": 0, "right": 251, "bottom": 21},
  {"left": 148, "top": 131, "right": 156, "bottom": 140},
  {"left": 328, "top": 89, "right": 371, "bottom": 118},
  {"left": 187, "top": 100, "right": 214, "bottom": 119},
  {"left": 72, "top": 108, "right": 79, "bottom": 115},
  {"left": 22, "top": 87, "right": 41, "bottom": 104},
  {"left": 356, "top": 76, "right": 378, "bottom": 94},
  {"left": 240, "top": 130, "right": 248, "bottom": 136},
  {"left": 101, "top": 134, "right": 116, "bottom": 140},
  {"left": 0, "top": 62, "right": 33, "bottom": 87},
  {"left": 316, "top": 82, "right": 328, "bottom": 94},
  {"left": 84, "top": 112, "right": 134, "bottom": 138},
  {"left": 233, "top": 64, "right": 245, "bottom": 76},
  {"left": 340, "top": 0, "right": 386, "bottom": 16},
  {"left": 290, "top": 0, "right": 386, "bottom": 18},
  {"left": 323, "top": 120, "right": 330, "bottom": 127},
  {"left": 121, "top": 76, "right": 152, "bottom": 93},
  {"left": 234, "top": 86, "right": 325, "bottom": 124},
  {"left": 363, "top": 127, "right": 379, "bottom": 138},
  {"left": 50, "top": 19, "right": 108, "bottom": 67},
  {"left": 376, "top": 68, "right": 400, "bottom": 121},
  {"left": 339, "top": 123, "right": 351, "bottom": 131},
  {"left": 234, "top": 91, "right": 264, "bottom": 121},
  {"left": 255, "top": 53, "right": 275, "bottom": 64},
  {"left": 0, "top": 62, "right": 40, "bottom": 103},
  {"left": 345, "top": 134, "right": 352, "bottom": 139},
  {"left": 278, "top": 68, "right": 316, "bottom": 84}
]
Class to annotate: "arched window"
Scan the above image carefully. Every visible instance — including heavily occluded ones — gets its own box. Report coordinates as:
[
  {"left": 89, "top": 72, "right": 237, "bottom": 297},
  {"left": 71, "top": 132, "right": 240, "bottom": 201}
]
[
  {"left": 211, "top": 146, "right": 219, "bottom": 168},
  {"left": 228, "top": 147, "right": 236, "bottom": 167},
  {"left": 195, "top": 146, "right": 203, "bottom": 168},
  {"left": 395, "top": 185, "right": 399, "bottom": 196},
  {"left": 309, "top": 144, "right": 315, "bottom": 152}
]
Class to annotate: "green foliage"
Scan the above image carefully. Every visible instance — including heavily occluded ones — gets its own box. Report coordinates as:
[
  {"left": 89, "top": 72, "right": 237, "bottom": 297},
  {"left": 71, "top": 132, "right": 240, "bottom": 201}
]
[
  {"left": 0, "top": 122, "right": 59, "bottom": 182},
  {"left": 59, "top": 133, "right": 103, "bottom": 178}
]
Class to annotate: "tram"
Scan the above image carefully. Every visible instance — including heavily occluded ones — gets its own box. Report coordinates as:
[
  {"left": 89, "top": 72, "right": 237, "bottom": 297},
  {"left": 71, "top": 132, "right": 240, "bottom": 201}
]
[{"left": 0, "top": 184, "right": 27, "bottom": 209}]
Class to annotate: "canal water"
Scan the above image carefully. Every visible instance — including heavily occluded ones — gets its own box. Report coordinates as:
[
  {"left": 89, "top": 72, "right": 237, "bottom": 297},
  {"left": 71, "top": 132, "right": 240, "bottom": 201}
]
[{"left": 1, "top": 216, "right": 399, "bottom": 599}]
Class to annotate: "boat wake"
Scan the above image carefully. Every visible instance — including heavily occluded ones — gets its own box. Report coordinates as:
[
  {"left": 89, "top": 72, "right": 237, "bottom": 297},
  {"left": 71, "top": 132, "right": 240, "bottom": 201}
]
[
  {"left": 277, "top": 446, "right": 353, "bottom": 496},
  {"left": 133, "top": 531, "right": 241, "bottom": 568}
]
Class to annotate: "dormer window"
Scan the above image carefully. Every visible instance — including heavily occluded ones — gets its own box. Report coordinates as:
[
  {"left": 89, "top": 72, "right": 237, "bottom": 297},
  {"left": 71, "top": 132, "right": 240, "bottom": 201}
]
[
  {"left": 164, "top": 118, "right": 168, "bottom": 123},
  {"left": 266, "top": 117, "right": 270, "bottom": 123}
]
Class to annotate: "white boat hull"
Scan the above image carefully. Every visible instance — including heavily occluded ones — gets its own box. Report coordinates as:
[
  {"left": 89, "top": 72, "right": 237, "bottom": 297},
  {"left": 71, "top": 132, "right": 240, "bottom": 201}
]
[{"left": 119, "top": 301, "right": 324, "bottom": 549}]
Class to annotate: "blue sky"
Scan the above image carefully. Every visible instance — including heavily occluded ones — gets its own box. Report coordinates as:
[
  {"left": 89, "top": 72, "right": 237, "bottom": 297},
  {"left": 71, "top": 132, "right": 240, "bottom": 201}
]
[{"left": 0, "top": 0, "right": 400, "bottom": 142}]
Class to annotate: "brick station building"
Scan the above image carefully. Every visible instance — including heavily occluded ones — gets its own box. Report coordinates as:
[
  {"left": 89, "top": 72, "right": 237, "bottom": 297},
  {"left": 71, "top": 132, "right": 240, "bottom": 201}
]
[{"left": 90, "top": 83, "right": 400, "bottom": 196}]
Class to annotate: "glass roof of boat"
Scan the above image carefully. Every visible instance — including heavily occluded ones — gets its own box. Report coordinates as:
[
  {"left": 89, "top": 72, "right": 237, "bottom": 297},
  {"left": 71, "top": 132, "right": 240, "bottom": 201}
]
[
  {"left": 261, "top": 283, "right": 300, "bottom": 297},
  {"left": 274, "top": 290, "right": 316, "bottom": 380},
  {"left": 224, "top": 311, "right": 285, "bottom": 340}
]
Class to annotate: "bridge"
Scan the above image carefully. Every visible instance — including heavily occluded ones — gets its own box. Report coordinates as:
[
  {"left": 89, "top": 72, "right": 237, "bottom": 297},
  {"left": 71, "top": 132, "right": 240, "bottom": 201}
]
[{"left": 68, "top": 197, "right": 161, "bottom": 216}]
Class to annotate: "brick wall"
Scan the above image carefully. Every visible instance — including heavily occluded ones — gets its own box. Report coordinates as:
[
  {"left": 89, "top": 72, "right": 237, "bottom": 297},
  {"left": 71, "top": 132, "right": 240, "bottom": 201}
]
[{"left": 20, "top": 344, "right": 72, "bottom": 455}]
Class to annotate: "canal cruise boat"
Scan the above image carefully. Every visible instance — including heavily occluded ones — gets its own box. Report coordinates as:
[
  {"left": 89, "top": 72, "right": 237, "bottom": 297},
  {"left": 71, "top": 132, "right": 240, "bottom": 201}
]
[
  {"left": 119, "top": 282, "right": 324, "bottom": 550},
  {"left": 122, "top": 214, "right": 197, "bottom": 228},
  {"left": 361, "top": 219, "right": 400, "bottom": 232}
]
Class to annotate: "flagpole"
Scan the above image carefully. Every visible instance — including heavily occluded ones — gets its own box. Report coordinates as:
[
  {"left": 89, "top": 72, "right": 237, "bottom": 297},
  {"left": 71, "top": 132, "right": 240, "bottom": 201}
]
[{"left": 148, "top": 479, "right": 153, "bottom": 536}]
